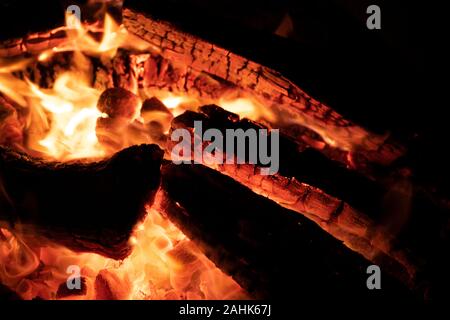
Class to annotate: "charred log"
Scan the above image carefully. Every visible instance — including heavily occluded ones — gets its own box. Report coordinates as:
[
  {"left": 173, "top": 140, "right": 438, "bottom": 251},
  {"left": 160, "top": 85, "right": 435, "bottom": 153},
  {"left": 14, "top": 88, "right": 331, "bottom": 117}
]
[
  {"left": 0, "top": 13, "right": 405, "bottom": 179},
  {"left": 0, "top": 144, "right": 163, "bottom": 260},
  {"left": 158, "top": 162, "right": 413, "bottom": 300},
  {"left": 0, "top": 30, "right": 66, "bottom": 58},
  {"left": 169, "top": 105, "right": 450, "bottom": 300},
  {"left": 2, "top": 22, "right": 447, "bottom": 220},
  {"left": 169, "top": 106, "right": 417, "bottom": 285},
  {"left": 122, "top": 6, "right": 406, "bottom": 177}
]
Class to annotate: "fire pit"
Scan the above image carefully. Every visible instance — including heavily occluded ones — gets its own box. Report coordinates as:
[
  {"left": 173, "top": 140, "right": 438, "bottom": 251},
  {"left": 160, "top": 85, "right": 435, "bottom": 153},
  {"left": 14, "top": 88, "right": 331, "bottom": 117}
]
[{"left": 0, "top": 1, "right": 445, "bottom": 302}]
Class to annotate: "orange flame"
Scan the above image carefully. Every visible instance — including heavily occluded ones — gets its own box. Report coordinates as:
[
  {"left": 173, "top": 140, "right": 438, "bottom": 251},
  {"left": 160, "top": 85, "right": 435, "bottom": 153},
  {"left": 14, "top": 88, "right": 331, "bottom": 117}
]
[
  {"left": 0, "top": 14, "right": 248, "bottom": 300},
  {"left": 0, "top": 205, "right": 246, "bottom": 300}
]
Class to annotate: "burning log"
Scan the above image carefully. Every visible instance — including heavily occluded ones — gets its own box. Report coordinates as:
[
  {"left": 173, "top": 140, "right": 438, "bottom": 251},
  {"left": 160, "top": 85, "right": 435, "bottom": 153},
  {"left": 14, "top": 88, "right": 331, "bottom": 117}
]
[
  {"left": 158, "top": 163, "right": 413, "bottom": 300},
  {"left": 111, "top": 49, "right": 139, "bottom": 93},
  {"left": 0, "top": 2, "right": 445, "bottom": 301},
  {"left": 0, "top": 144, "right": 164, "bottom": 260},
  {"left": 0, "top": 10, "right": 405, "bottom": 178},
  {"left": 0, "top": 29, "right": 66, "bottom": 58},
  {"left": 169, "top": 105, "right": 450, "bottom": 299},
  {"left": 168, "top": 106, "right": 418, "bottom": 287},
  {"left": 179, "top": 106, "right": 450, "bottom": 302},
  {"left": 2, "top": 13, "right": 446, "bottom": 222},
  {"left": 122, "top": 4, "right": 406, "bottom": 177}
]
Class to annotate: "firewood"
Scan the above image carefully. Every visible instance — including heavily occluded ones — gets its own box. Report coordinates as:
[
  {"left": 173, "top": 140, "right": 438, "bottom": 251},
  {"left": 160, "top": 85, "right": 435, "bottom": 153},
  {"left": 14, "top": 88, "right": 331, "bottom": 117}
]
[
  {"left": 122, "top": 5, "right": 406, "bottom": 177},
  {"left": 168, "top": 106, "right": 418, "bottom": 285},
  {"left": 169, "top": 105, "right": 450, "bottom": 300},
  {"left": 0, "top": 4, "right": 445, "bottom": 300},
  {"left": 0, "top": 29, "right": 66, "bottom": 58},
  {"left": 0, "top": 11, "right": 405, "bottom": 179},
  {"left": 3, "top": 17, "right": 446, "bottom": 221},
  {"left": 0, "top": 144, "right": 164, "bottom": 260},
  {"left": 111, "top": 49, "right": 139, "bottom": 93},
  {"left": 158, "top": 163, "right": 413, "bottom": 300}
]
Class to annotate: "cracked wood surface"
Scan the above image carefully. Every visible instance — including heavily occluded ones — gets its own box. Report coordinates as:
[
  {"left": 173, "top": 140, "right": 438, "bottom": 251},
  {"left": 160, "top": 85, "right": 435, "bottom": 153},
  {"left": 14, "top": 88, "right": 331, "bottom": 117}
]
[
  {"left": 122, "top": 8, "right": 406, "bottom": 175},
  {"left": 169, "top": 107, "right": 418, "bottom": 291},
  {"left": 0, "top": 10, "right": 406, "bottom": 179},
  {"left": 158, "top": 163, "right": 413, "bottom": 300}
]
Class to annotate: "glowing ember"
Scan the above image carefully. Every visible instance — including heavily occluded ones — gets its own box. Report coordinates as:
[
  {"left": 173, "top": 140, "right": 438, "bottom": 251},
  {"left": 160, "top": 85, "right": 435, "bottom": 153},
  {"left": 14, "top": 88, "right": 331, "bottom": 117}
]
[{"left": 0, "top": 206, "right": 246, "bottom": 300}]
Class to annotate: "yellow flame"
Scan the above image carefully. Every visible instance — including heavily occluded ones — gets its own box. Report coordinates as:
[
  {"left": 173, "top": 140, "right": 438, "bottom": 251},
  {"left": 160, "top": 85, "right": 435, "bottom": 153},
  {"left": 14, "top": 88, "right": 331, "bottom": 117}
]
[
  {"left": 0, "top": 13, "right": 249, "bottom": 300},
  {"left": 0, "top": 207, "right": 246, "bottom": 300}
]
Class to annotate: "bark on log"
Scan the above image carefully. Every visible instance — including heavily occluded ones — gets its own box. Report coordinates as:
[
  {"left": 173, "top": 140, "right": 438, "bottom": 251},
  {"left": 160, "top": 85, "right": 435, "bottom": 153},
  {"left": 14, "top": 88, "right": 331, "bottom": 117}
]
[
  {"left": 0, "top": 30, "right": 67, "bottom": 58},
  {"left": 0, "top": 14, "right": 405, "bottom": 179},
  {"left": 122, "top": 7, "right": 406, "bottom": 176},
  {"left": 2, "top": 19, "right": 447, "bottom": 217},
  {"left": 0, "top": 144, "right": 163, "bottom": 260},
  {"left": 0, "top": 7, "right": 445, "bottom": 198},
  {"left": 158, "top": 162, "right": 413, "bottom": 300},
  {"left": 169, "top": 106, "right": 418, "bottom": 286},
  {"left": 3, "top": 49, "right": 137, "bottom": 93}
]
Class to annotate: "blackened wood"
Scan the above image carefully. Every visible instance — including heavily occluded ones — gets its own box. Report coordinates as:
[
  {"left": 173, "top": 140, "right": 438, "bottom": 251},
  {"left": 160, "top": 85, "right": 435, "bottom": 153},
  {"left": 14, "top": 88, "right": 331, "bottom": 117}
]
[
  {"left": 158, "top": 162, "right": 413, "bottom": 300},
  {"left": 199, "top": 105, "right": 385, "bottom": 218},
  {"left": 122, "top": 6, "right": 406, "bottom": 175},
  {"left": 169, "top": 106, "right": 418, "bottom": 287},
  {"left": 170, "top": 106, "right": 450, "bottom": 300},
  {"left": 0, "top": 144, "right": 163, "bottom": 260},
  {"left": 0, "top": 10, "right": 406, "bottom": 179},
  {"left": 123, "top": 0, "right": 426, "bottom": 141}
]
